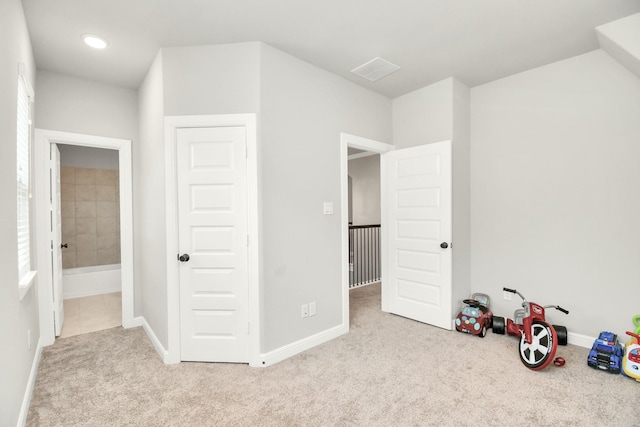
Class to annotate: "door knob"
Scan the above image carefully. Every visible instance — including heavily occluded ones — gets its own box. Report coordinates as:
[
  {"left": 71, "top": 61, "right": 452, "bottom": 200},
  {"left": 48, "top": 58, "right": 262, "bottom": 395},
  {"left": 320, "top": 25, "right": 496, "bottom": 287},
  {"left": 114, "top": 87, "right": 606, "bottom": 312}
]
[
  {"left": 178, "top": 253, "right": 190, "bottom": 262},
  {"left": 440, "top": 242, "right": 449, "bottom": 249}
]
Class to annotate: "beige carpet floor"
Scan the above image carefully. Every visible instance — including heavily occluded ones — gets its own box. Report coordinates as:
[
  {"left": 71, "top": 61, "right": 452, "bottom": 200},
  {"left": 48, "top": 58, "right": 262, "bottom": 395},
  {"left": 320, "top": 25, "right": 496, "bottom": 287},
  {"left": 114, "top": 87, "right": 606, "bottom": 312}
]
[{"left": 28, "top": 284, "right": 639, "bottom": 426}]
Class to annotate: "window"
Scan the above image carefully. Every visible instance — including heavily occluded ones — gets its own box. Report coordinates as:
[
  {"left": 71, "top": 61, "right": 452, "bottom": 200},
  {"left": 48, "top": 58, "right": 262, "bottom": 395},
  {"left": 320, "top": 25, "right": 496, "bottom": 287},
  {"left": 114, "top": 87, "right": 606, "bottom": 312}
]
[{"left": 17, "top": 63, "right": 35, "bottom": 297}]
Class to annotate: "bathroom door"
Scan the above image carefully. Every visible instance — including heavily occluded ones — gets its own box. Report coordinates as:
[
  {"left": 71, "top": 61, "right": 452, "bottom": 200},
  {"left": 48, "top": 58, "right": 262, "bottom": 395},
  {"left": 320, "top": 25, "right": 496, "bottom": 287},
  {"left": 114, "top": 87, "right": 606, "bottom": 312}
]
[{"left": 51, "top": 144, "right": 65, "bottom": 336}]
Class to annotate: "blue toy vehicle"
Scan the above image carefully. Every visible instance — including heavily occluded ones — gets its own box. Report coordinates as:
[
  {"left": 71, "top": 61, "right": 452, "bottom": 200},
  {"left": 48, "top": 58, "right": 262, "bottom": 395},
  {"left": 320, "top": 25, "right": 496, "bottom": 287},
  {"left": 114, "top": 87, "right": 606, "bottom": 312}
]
[{"left": 587, "top": 331, "right": 624, "bottom": 374}]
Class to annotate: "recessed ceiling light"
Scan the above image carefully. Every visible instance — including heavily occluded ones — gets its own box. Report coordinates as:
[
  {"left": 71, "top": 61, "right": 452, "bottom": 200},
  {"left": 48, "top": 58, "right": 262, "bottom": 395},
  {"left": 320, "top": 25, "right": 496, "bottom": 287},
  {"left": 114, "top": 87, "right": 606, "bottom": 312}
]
[{"left": 82, "top": 34, "right": 110, "bottom": 49}]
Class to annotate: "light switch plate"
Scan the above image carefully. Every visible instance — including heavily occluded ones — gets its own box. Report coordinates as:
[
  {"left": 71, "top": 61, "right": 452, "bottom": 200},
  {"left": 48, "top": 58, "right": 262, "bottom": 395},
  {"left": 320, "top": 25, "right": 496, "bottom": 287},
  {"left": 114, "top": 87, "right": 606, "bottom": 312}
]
[{"left": 323, "top": 202, "right": 334, "bottom": 215}]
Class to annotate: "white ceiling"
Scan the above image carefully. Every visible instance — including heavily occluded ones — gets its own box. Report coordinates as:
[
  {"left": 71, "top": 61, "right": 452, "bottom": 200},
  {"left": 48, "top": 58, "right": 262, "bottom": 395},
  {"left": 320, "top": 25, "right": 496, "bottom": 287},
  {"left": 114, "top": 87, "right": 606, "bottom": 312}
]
[{"left": 21, "top": 0, "right": 640, "bottom": 98}]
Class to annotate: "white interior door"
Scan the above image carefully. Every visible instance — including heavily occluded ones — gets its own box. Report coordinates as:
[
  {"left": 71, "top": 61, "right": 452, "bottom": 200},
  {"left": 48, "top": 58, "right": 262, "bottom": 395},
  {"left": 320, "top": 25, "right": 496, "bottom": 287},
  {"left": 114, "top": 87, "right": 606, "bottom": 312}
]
[
  {"left": 177, "top": 126, "right": 249, "bottom": 362},
  {"left": 381, "top": 141, "right": 452, "bottom": 330},
  {"left": 51, "top": 144, "right": 64, "bottom": 336}
]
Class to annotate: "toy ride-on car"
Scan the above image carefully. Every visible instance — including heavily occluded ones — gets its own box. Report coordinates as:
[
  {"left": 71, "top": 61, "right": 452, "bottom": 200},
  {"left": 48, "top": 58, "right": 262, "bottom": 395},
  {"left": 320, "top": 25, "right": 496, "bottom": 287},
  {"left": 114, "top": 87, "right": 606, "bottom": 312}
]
[
  {"left": 587, "top": 331, "right": 624, "bottom": 374},
  {"left": 622, "top": 331, "right": 640, "bottom": 381},
  {"left": 455, "top": 293, "right": 494, "bottom": 338}
]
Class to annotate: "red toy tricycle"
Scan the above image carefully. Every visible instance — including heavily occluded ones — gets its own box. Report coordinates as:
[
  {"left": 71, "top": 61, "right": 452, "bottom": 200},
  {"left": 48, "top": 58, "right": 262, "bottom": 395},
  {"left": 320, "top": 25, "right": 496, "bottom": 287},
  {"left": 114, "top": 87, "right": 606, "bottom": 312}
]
[{"left": 493, "top": 287, "right": 569, "bottom": 370}]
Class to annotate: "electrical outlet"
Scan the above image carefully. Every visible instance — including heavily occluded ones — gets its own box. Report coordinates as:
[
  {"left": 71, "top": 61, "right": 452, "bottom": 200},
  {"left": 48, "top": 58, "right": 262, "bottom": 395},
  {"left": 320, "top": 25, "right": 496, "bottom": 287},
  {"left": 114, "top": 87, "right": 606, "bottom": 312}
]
[
  {"left": 301, "top": 304, "right": 309, "bottom": 318},
  {"left": 309, "top": 301, "right": 317, "bottom": 317},
  {"left": 503, "top": 291, "right": 512, "bottom": 301}
]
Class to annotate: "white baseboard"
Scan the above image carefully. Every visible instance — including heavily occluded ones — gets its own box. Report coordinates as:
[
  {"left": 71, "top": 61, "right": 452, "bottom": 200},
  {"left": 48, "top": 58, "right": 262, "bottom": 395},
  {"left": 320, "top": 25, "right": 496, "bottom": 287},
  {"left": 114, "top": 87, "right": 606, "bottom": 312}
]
[
  {"left": 568, "top": 331, "right": 595, "bottom": 349},
  {"left": 253, "top": 322, "right": 349, "bottom": 367},
  {"left": 137, "top": 316, "right": 172, "bottom": 364},
  {"left": 122, "top": 316, "right": 144, "bottom": 329},
  {"left": 17, "top": 337, "right": 43, "bottom": 427}
]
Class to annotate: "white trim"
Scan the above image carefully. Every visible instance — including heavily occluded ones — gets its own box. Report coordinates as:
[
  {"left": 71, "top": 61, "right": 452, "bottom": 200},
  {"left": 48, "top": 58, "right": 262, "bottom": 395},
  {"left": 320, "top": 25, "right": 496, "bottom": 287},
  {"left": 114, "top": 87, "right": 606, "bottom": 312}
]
[
  {"left": 18, "top": 270, "right": 37, "bottom": 301},
  {"left": 348, "top": 151, "right": 378, "bottom": 161},
  {"left": 35, "top": 129, "right": 135, "bottom": 346},
  {"left": 340, "top": 132, "right": 394, "bottom": 331},
  {"left": 255, "top": 323, "right": 348, "bottom": 367},
  {"left": 17, "top": 62, "right": 34, "bottom": 99},
  {"left": 17, "top": 337, "right": 42, "bottom": 427},
  {"left": 568, "top": 331, "right": 596, "bottom": 349},
  {"left": 380, "top": 154, "right": 389, "bottom": 312},
  {"left": 164, "top": 114, "right": 260, "bottom": 365},
  {"left": 139, "top": 316, "right": 172, "bottom": 363},
  {"left": 342, "top": 133, "right": 394, "bottom": 153}
]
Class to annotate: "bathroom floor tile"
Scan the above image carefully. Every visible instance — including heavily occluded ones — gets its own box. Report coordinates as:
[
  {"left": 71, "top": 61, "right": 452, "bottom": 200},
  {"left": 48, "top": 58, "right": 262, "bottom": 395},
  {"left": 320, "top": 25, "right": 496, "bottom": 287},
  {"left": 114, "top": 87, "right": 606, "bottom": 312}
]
[{"left": 60, "top": 292, "right": 121, "bottom": 338}]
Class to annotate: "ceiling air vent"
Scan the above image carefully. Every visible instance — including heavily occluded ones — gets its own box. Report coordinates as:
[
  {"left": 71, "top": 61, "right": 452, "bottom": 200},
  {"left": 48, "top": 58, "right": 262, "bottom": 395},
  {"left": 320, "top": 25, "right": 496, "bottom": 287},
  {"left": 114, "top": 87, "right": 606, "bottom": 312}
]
[{"left": 351, "top": 57, "right": 400, "bottom": 82}]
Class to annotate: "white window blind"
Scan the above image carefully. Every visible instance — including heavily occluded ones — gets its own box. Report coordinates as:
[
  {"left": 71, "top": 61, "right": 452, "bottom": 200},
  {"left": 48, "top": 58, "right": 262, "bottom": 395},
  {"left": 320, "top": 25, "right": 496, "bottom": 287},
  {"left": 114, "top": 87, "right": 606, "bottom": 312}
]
[{"left": 17, "top": 67, "right": 32, "bottom": 281}]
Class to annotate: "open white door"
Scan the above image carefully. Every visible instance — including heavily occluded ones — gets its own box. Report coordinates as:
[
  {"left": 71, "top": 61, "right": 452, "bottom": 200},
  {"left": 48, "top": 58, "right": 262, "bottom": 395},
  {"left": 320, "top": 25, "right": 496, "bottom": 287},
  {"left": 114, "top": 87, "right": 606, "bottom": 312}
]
[
  {"left": 51, "top": 144, "right": 64, "bottom": 336},
  {"left": 177, "top": 126, "right": 250, "bottom": 363},
  {"left": 381, "top": 141, "right": 452, "bottom": 330}
]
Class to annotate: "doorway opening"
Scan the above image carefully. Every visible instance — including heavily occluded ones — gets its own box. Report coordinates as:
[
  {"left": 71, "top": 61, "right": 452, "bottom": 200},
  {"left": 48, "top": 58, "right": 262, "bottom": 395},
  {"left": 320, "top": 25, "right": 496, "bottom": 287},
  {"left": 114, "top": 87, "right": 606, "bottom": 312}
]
[
  {"left": 340, "top": 133, "right": 394, "bottom": 329},
  {"left": 347, "top": 149, "right": 381, "bottom": 289},
  {"left": 57, "top": 145, "right": 122, "bottom": 337},
  {"left": 35, "top": 129, "right": 134, "bottom": 347}
]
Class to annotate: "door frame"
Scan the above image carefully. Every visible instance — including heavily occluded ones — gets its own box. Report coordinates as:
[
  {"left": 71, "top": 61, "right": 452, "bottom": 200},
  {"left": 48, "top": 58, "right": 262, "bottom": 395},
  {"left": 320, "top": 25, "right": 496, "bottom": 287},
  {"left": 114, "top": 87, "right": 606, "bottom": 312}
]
[
  {"left": 340, "top": 132, "right": 394, "bottom": 327},
  {"left": 35, "top": 129, "right": 135, "bottom": 346},
  {"left": 164, "top": 114, "right": 260, "bottom": 365}
]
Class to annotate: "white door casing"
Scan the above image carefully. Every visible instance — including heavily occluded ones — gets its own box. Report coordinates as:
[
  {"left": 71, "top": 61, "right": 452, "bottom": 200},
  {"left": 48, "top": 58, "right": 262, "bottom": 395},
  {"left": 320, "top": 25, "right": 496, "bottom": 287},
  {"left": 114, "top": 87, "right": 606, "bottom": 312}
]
[
  {"left": 36, "top": 129, "right": 135, "bottom": 347},
  {"left": 381, "top": 141, "right": 453, "bottom": 330},
  {"left": 51, "top": 144, "right": 64, "bottom": 336},
  {"left": 177, "top": 126, "right": 250, "bottom": 363}
]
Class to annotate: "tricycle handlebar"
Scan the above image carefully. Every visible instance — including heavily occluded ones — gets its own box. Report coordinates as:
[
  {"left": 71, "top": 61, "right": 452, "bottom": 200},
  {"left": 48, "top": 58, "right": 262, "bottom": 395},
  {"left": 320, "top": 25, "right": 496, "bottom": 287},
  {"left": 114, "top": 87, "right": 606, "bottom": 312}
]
[
  {"left": 556, "top": 306, "right": 569, "bottom": 315},
  {"left": 503, "top": 287, "right": 516, "bottom": 293}
]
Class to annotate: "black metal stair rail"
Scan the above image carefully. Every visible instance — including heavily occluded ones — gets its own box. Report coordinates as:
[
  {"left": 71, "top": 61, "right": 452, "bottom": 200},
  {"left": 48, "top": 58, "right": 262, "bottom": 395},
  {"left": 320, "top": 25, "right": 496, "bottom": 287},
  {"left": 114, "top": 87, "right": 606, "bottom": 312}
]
[{"left": 348, "top": 224, "right": 381, "bottom": 288}]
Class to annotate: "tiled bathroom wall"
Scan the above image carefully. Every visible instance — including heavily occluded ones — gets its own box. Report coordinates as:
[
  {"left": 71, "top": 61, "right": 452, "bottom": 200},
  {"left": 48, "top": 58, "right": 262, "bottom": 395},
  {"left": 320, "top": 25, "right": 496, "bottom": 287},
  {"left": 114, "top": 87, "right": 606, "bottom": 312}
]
[{"left": 60, "top": 167, "right": 121, "bottom": 269}]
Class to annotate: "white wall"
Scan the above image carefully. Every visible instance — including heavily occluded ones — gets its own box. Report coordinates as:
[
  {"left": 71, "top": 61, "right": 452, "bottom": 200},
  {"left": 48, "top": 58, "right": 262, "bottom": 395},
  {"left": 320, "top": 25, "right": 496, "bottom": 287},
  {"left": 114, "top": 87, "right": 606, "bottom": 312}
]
[
  {"left": 136, "top": 52, "right": 166, "bottom": 343},
  {"left": 470, "top": 49, "right": 640, "bottom": 339},
  {"left": 0, "top": 0, "right": 40, "bottom": 425},
  {"left": 58, "top": 145, "right": 119, "bottom": 170},
  {"left": 392, "top": 78, "right": 454, "bottom": 149},
  {"left": 259, "top": 43, "right": 392, "bottom": 352},
  {"left": 35, "top": 70, "right": 138, "bottom": 140},
  {"left": 162, "top": 42, "right": 260, "bottom": 116},
  {"left": 348, "top": 154, "right": 381, "bottom": 225},
  {"left": 451, "top": 79, "right": 471, "bottom": 314}
]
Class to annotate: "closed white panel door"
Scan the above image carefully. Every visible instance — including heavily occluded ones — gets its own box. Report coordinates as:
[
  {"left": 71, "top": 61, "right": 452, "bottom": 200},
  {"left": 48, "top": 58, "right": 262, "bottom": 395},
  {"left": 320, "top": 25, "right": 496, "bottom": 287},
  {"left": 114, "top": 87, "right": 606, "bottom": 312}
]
[
  {"left": 382, "top": 141, "right": 452, "bottom": 330},
  {"left": 177, "top": 127, "right": 249, "bottom": 362},
  {"left": 52, "top": 144, "right": 64, "bottom": 336}
]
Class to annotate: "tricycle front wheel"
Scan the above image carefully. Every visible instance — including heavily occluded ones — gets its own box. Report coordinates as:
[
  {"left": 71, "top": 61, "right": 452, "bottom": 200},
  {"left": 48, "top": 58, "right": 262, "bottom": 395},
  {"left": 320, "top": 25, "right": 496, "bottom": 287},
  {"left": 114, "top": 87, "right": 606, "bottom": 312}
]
[{"left": 519, "top": 320, "right": 557, "bottom": 370}]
